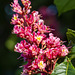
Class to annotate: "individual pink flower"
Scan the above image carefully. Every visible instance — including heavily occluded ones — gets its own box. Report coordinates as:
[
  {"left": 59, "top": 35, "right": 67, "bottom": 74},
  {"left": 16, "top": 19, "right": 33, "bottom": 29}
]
[
  {"left": 38, "top": 60, "right": 46, "bottom": 70},
  {"left": 59, "top": 45, "right": 69, "bottom": 56},
  {"left": 14, "top": 43, "right": 23, "bottom": 53},
  {"left": 39, "top": 49, "right": 44, "bottom": 54},
  {"left": 24, "top": 26, "right": 32, "bottom": 36},
  {"left": 23, "top": 7, "right": 31, "bottom": 14},
  {"left": 25, "top": 11, "right": 40, "bottom": 26},
  {"left": 11, "top": 0, "right": 22, "bottom": 14},
  {"left": 21, "top": 0, "right": 31, "bottom": 9},
  {"left": 25, "top": 14, "right": 34, "bottom": 26},
  {"left": 35, "top": 19, "right": 50, "bottom": 33},
  {"left": 14, "top": 40, "right": 30, "bottom": 53},
  {"left": 11, "top": 14, "right": 24, "bottom": 25},
  {"left": 38, "top": 25, "right": 50, "bottom": 34},
  {"left": 34, "top": 32, "right": 46, "bottom": 45},
  {"left": 32, "top": 11, "right": 40, "bottom": 22},
  {"left": 46, "top": 48, "right": 59, "bottom": 59},
  {"left": 35, "top": 35, "right": 43, "bottom": 44},
  {"left": 13, "top": 25, "right": 25, "bottom": 38},
  {"left": 29, "top": 45, "right": 39, "bottom": 56},
  {"left": 11, "top": 14, "right": 19, "bottom": 25},
  {"left": 25, "top": 33, "right": 34, "bottom": 42},
  {"left": 32, "top": 59, "right": 38, "bottom": 69},
  {"left": 13, "top": 25, "right": 21, "bottom": 34},
  {"left": 47, "top": 33, "right": 60, "bottom": 48}
]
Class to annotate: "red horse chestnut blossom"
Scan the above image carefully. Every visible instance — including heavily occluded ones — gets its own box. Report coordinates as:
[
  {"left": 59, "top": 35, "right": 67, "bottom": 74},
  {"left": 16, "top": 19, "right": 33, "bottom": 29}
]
[{"left": 10, "top": 0, "right": 69, "bottom": 75}]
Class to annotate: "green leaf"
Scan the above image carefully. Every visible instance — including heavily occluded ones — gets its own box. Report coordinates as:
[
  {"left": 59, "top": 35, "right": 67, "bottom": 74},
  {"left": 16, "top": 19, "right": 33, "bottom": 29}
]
[
  {"left": 69, "top": 46, "right": 75, "bottom": 59},
  {"left": 66, "top": 29, "right": 75, "bottom": 60},
  {"left": 51, "top": 58, "right": 75, "bottom": 75},
  {"left": 71, "top": 46, "right": 75, "bottom": 53},
  {"left": 54, "top": 0, "right": 75, "bottom": 16},
  {"left": 66, "top": 29, "right": 75, "bottom": 45}
]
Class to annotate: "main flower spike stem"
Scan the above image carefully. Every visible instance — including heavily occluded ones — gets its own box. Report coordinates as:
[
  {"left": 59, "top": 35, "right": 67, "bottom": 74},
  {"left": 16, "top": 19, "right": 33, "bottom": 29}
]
[{"left": 52, "top": 58, "right": 59, "bottom": 72}]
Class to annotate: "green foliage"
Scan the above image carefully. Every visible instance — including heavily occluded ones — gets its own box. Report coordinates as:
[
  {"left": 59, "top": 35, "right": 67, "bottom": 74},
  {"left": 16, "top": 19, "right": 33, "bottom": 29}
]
[
  {"left": 66, "top": 28, "right": 75, "bottom": 68},
  {"left": 71, "top": 46, "right": 75, "bottom": 54},
  {"left": 66, "top": 29, "right": 75, "bottom": 45},
  {"left": 54, "top": 0, "right": 75, "bottom": 16},
  {"left": 66, "top": 29, "right": 75, "bottom": 59},
  {"left": 51, "top": 58, "right": 75, "bottom": 75},
  {"left": 69, "top": 46, "right": 75, "bottom": 60}
]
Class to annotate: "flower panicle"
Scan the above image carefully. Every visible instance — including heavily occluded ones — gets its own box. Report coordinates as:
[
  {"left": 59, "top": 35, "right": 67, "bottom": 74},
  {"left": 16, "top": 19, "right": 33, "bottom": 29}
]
[{"left": 10, "top": 0, "right": 69, "bottom": 75}]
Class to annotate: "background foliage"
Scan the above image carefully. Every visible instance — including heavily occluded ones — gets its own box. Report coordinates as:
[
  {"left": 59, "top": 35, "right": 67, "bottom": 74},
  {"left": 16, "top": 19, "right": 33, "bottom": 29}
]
[{"left": 0, "top": 0, "right": 75, "bottom": 75}]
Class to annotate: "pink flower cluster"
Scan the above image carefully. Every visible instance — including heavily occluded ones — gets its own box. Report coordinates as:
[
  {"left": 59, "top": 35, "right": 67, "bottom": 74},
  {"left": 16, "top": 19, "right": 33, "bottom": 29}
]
[{"left": 10, "top": 0, "right": 69, "bottom": 75}]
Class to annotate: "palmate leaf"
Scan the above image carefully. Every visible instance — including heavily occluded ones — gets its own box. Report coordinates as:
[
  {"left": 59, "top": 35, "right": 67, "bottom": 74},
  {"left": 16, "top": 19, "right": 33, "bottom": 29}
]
[
  {"left": 51, "top": 58, "right": 75, "bottom": 75},
  {"left": 54, "top": 0, "right": 75, "bottom": 16}
]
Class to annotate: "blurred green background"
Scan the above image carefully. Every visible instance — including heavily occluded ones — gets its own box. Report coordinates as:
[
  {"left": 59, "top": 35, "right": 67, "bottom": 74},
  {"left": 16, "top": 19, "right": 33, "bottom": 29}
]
[{"left": 0, "top": 0, "right": 75, "bottom": 75}]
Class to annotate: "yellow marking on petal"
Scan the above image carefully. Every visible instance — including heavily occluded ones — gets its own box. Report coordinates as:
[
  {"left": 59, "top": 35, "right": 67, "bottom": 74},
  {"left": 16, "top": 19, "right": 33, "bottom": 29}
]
[
  {"left": 14, "top": 16, "right": 17, "bottom": 20},
  {"left": 62, "top": 49, "right": 68, "bottom": 54},
  {"left": 62, "top": 49, "right": 65, "bottom": 52},
  {"left": 46, "top": 27, "right": 47, "bottom": 30},
  {"left": 38, "top": 61, "right": 44, "bottom": 69},
  {"left": 35, "top": 36, "right": 43, "bottom": 42},
  {"left": 14, "top": 7, "right": 17, "bottom": 10},
  {"left": 34, "top": 29, "right": 37, "bottom": 32}
]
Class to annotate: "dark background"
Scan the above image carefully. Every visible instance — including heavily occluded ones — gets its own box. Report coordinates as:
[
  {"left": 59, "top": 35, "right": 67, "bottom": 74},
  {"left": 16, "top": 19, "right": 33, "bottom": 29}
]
[{"left": 0, "top": 0, "right": 75, "bottom": 75}]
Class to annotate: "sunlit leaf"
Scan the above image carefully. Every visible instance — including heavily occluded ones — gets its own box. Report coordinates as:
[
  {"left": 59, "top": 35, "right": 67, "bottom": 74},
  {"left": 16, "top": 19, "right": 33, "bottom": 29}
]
[{"left": 51, "top": 58, "right": 75, "bottom": 75}]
